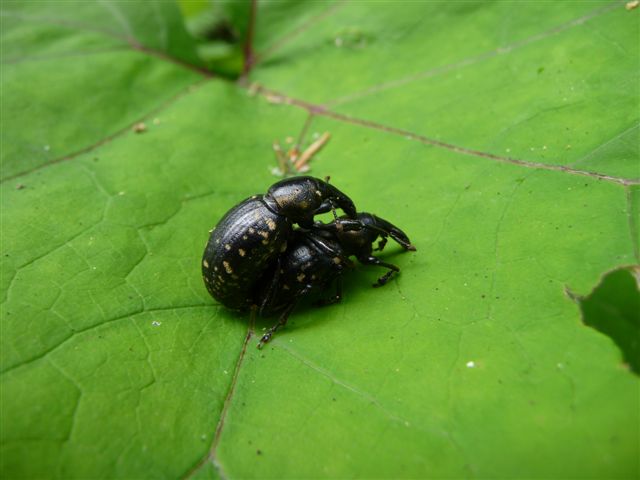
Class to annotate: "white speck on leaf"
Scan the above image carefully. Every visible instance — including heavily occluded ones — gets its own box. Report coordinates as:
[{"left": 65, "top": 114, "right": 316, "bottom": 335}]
[
  {"left": 466, "top": 361, "right": 476, "bottom": 368},
  {"left": 44, "top": 145, "right": 50, "bottom": 151},
  {"left": 152, "top": 321, "right": 161, "bottom": 326}
]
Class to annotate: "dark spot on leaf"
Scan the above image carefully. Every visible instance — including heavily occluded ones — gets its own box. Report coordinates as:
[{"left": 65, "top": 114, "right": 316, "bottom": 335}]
[
  {"left": 537, "top": 66, "right": 545, "bottom": 74},
  {"left": 202, "top": 20, "right": 239, "bottom": 43},
  {"left": 256, "top": 449, "right": 262, "bottom": 455},
  {"left": 571, "top": 267, "right": 640, "bottom": 376}
]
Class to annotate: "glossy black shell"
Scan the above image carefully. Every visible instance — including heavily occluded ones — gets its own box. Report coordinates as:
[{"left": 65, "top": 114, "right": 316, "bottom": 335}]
[
  {"left": 258, "top": 230, "right": 348, "bottom": 315},
  {"left": 202, "top": 176, "right": 357, "bottom": 311},
  {"left": 202, "top": 195, "right": 289, "bottom": 310}
]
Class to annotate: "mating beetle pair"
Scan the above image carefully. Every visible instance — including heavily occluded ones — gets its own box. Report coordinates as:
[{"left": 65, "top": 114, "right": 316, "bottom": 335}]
[{"left": 202, "top": 176, "right": 415, "bottom": 348}]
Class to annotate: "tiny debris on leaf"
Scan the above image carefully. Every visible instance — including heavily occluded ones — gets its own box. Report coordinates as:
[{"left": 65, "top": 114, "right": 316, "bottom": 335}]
[
  {"left": 133, "top": 122, "right": 147, "bottom": 133},
  {"left": 247, "top": 82, "right": 261, "bottom": 96},
  {"left": 15, "top": 184, "right": 25, "bottom": 190},
  {"left": 626, "top": 0, "right": 638, "bottom": 10},
  {"left": 271, "top": 131, "right": 331, "bottom": 176}
]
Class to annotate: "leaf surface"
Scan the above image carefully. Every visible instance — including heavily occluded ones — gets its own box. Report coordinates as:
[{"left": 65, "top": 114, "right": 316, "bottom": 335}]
[{"left": 1, "top": 1, "right": 639, "bottom": 479}]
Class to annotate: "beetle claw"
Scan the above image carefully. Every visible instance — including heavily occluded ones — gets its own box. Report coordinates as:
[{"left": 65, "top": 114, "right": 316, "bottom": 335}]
[{"left": 258, "top": 333, "right": 272, "bottom": 349}]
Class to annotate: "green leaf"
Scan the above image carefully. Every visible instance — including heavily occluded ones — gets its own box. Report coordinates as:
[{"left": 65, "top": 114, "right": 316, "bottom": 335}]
[
  {"left": 2, "top": 1, "right": 639, "bottom": 479},
  {"left": 575, "top": 266, "right": 640, "bottom": 375},
  {"left": 1, "top": 0, "right": 205, "bottom": 180}
]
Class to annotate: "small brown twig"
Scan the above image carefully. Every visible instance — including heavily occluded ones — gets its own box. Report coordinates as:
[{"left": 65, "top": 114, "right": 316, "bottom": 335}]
[{"left": 294, "top": 132, "right": 331, "bottom": 171}]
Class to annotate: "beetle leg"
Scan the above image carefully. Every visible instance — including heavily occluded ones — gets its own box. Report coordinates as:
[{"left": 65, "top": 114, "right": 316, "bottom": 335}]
[
  {"left": 315, "top": 276, "right": 343, "bottom": 306},
  {"left": 258, "top": 303, "right": 296, "bottom": 349},
  {"left": 258, "top": 258, "right": 282, "bottom": 316},
  {"left": 357, "top": 255, "right": 400, "bottom": 287},
  {"left": 375, "top": 236, "right": 388, "bottom": 252}
]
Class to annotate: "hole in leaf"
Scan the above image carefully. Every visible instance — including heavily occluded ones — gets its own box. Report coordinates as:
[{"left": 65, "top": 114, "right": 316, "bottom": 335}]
[{"left": 573, "top": 267, "right": 640, "bottom": 375}]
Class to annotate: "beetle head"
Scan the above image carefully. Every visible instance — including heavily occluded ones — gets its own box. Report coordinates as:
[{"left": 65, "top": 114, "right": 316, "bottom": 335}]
[{"left": 266, "top": 176, "right": 356, "bottom": 227}]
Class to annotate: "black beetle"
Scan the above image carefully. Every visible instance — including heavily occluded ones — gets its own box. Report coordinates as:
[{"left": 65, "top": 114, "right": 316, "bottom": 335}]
[
  {"left": 255, "top": 212, "right": 416, "bottom": 347},
  {"left": 202, "top": 176, "right": 357, "bottom": 310}
]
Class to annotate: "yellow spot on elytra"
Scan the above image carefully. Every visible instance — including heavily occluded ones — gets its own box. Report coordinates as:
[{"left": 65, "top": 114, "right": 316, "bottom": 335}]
[
  {"left": 223, "top": 261, "right": 233, "bottom": 274},
  {"left": 249, "top": 228, "right": 255, "bottom": 234},
  {"left": 214, "top": 266, "right": 218, "bottom": 271},
  {"left": 261, "top": 239, "right": 269, "bottom": 245},
  {"left": 224, "top": 244, "right": 231, "bottom": 251},
  {"left": 266, "top": 218, "right": 276, "bottom": 231},
  {"left": 238, "top": 248, "right": 246, "bottom": 257},
  {"left": 242, "top": 235, "right": 248, "bottom": 240},
  {"left": 203, "top": 259, "right": 209, "bottom": 268},
  {"left": 258, "top": 231, "right": 269, "bottom": 239},
  {"left": 297, "top": 273, "right": 306, "bottom": 282},
  {"left": 283, "top": 284, "right": 290, "bottom": 290},
  {"left": 333, "top": 257, "right": 341, "bottom": 264}
]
